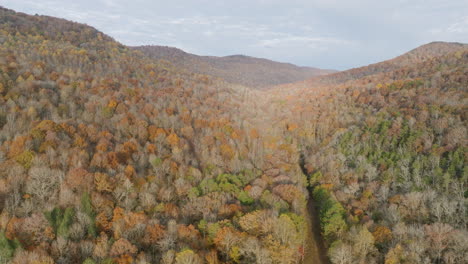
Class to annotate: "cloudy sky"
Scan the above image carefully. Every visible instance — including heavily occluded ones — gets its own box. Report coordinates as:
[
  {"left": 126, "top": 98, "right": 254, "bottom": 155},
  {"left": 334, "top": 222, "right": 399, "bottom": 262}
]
[{"left": 3, "top": 0, "right": 468, "bottom": 70}]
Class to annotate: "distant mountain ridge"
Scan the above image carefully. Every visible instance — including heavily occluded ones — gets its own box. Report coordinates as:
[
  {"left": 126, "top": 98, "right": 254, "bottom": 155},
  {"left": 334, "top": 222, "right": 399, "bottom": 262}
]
[{"left": 133, "top": 45, "right": 336, "bottom": 88}]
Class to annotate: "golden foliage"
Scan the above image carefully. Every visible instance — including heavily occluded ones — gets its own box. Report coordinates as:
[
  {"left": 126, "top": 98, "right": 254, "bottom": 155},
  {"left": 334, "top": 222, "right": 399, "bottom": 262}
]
[
  {"left": 8, "top": 135, "right": 28, "bottom": 158},
  {"left": 15, "top": 150, "right": 35, "bottom": 169},
  {"left": 124, "top": 165, "right": 136, "bottom": 179},
  {"left": 65, "top": 168, "right": 93, "bottom": 192},
  {"left": 148, "top": 126, "right": 167, "bottom": 141},
  {"left": 146, "top": 143, "right": 157, "bottom": 153},
  {"left": 238, "top": 210, "right": 268, "bottom": 235},
  {"left": 110, "top": 238, "right": 138, "bottom": 257},
  {"left": 96, "top": 212, "right": 112, "bottom": 233},
  {"left": 205, "top": 250, "right": 220, "bottom": 264},
  {"left": 93, "top": 232, "right": 110, "bottom": 259},
  {"left": 220, "top": 144, "right": 235, "bottom": 160},
  {"left": 107, "top": 99, "right": 118, "bottom": 109},
  {"left": 166, "top": 133, "right": 180, "bottom": 146},
  {"left": 273, "top": 184, "right": 300, "bottom": 203},
  {"left": 106, "top": 152, "right": 119, "bottom": 169},
  {"left": 95, "top": 172, "right": 114, "bottom": 193},
  {"left": 73, "top": 135, "right": 87, "bottom": 148},
  {"left": 250, "top": 129, "right": 259, "bottom": 139},
  {"left": 286, "top": 123, "right": 298, "bottom": 131},
  {"left": 112, "top": 207, "right": 125, "bottom": 224},
  {"left": 35, "top": 120, "right": 58, "bottom": 132},
  {"left": 114, "top": 254, "right": 133, "bottom": 264},
  {"left": 175, "top": 249, "right": 202, "bottom": 264},
  {"left": 143, "top": 223, "right": 165, "bottom": 244},
  {"left": 372, "top": 226, "right": 393, "bottom": 244},
  {"left": 385, "top": 244, "right": 404, "bottom": 264}
]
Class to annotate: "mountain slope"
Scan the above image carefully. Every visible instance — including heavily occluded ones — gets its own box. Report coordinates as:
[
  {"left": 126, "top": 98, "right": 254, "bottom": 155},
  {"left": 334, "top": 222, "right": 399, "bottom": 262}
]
[
  {"left": 262, "top": 45, "right": 468, "bottom": 264},
  {"left": 279, "top": 41, "right": 468, "bottom": 90},
  {"left": 134, "top": 45, "right": 336, "bottom": 88},
  {"left": 0, "top": 7, "right": 313, "bottom": 264}
]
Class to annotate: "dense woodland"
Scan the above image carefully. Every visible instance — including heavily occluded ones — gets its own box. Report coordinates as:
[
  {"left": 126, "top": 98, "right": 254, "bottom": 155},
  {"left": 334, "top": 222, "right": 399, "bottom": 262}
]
[
  {"left": 268, "top": 44, "right": 468, "bottom": 264},
  {"left": 0, "top": 7, "right": 466, "bottom": 264}
]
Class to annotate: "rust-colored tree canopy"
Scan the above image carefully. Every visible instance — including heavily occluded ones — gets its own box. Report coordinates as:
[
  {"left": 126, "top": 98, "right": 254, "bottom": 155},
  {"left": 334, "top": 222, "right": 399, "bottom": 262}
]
[{"left": 0, "top": 6, "right": 466, "bottom": 264}]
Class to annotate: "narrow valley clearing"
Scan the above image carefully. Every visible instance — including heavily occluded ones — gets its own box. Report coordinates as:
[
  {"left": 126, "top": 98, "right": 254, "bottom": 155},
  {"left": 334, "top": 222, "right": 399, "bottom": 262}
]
[
  {"left": 304, "top": 195, "right": 329, "bottom": 264},
  {"left": 254, "top": 90, "right": 329, "bottom": 264}
]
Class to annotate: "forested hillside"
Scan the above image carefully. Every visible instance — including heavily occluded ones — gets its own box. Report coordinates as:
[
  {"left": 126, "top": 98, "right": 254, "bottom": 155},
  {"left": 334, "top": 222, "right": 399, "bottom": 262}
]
[
  {"left": 0, "top": 6, "right": 466, "bottom": 264},
  {"left": 0, "top": 7, "right": 311, "bottom": 264},
  {"left": 133, "top": 46, "right": 335, "bottom": 89},
  {"left": 266, "top": 44, "right": 468, "bottom": 264}
]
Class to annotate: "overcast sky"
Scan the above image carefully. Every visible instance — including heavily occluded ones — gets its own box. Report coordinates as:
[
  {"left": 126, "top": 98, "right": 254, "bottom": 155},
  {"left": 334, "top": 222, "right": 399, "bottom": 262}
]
[{"left": 3, "top": 0, "right": 468, "bottom": 70}]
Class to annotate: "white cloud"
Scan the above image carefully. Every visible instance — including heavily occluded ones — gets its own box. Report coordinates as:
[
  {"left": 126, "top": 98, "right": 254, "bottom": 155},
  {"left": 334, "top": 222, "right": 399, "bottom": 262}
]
[
  {"left": 447, "top": 16, "right": 468, "bottom": 33},
  {"left": 101, "top": 0, "right": 120, "bottom": 8},
  {"left": 254, "top": 36, "right": 352, "bottom": 49}
]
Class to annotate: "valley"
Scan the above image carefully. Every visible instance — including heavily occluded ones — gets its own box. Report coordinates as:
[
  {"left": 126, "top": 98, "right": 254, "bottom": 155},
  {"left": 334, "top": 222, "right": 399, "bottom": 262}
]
[{"left": 0, "top": 6, "right": 467, "bottom": 264}]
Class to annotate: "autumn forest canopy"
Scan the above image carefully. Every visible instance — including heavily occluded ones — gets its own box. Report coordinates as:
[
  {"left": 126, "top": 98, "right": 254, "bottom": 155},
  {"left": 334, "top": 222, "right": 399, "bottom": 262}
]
[{"left": 0, "top": 6, "right": 467, "bottom": 264}]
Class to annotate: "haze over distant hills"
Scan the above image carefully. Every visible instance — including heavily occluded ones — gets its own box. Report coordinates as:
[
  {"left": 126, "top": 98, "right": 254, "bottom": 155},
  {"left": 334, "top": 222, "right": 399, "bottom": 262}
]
[{"left": 134, "top": 45, "right": 336, "bottom": 88}]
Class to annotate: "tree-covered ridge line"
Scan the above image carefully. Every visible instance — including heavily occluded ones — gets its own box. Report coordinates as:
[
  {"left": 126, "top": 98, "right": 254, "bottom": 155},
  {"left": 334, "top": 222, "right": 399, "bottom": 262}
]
[{"left": 133, "top": 45, "right": 336, "bottom": 89}]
